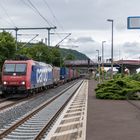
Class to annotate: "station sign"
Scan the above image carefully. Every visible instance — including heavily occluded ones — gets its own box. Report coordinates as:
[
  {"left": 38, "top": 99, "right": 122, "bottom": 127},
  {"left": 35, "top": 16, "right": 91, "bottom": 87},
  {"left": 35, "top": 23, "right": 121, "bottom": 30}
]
[{"left": 127, "top": 16, "right": 140, "bottom": 29}]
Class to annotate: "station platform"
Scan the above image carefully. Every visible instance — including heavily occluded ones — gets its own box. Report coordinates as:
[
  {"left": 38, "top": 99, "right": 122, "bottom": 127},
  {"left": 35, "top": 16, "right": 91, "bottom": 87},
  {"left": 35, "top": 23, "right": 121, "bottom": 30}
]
[
  {"left": 45, "top": 80, "right": 88, "bottom": 140},
  {"left": 44, "top": 79, "right": 140, "bottom": 140},
  {"left": 87, "top": 80, "right": 140, "bottom": 140}
]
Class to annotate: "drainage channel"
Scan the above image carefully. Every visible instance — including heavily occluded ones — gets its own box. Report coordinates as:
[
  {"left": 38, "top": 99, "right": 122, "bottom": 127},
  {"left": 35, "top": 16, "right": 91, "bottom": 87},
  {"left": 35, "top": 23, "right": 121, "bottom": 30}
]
[{"left": 0, "top": 80, "right": 83, "bottom": 140}]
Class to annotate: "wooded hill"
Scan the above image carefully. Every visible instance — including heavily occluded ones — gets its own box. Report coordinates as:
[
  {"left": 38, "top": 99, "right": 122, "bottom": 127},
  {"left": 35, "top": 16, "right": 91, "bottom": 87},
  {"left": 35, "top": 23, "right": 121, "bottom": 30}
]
[
  {"left": 0, "top": 31, "right": 89, "bottom": 69},
  {"left": 60, "top": 48, "right": 89, "bottom": 60}
]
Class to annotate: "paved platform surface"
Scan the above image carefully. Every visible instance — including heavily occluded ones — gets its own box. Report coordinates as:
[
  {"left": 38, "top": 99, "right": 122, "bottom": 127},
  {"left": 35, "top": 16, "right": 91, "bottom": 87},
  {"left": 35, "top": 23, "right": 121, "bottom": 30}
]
[{"left": 86, "top": 80, "right": 140, "bottom": 140}]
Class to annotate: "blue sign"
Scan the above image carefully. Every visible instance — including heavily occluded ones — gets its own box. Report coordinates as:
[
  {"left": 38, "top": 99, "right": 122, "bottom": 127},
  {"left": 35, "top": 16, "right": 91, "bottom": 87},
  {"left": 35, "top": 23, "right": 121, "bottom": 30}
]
[{"left": 127, "top": 16, "right": 140, "bottom": 29}]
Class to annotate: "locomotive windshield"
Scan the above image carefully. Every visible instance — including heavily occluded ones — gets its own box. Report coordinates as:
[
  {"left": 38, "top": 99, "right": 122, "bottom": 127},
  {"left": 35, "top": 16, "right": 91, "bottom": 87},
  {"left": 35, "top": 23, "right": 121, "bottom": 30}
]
[{"left": 3, "top": 63, "right": 27, "bottom": 75}]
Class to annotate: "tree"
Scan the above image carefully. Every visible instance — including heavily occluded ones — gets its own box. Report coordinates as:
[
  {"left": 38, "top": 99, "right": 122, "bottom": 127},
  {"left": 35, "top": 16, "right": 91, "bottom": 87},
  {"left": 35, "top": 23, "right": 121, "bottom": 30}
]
[
  {"left": 65, "top": 53, "right": 75, "bottom": 60},
  {"left": 50, "top": 47, "right": 61, "bottom": 66},
  {"left": 17, "top": 43, "right": 62, "bottom": 66},
  {"left": 0, "top": 31, "right": 16, "bottom": 69},
  {"left": 18, "top": 43, "right": 51, "bottom": 63}
]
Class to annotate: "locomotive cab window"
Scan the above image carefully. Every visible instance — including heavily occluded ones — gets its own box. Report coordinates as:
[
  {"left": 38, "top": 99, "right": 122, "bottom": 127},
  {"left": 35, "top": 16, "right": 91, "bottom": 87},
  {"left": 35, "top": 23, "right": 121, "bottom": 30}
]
[
  {"left": 3, "top": 63, "right": 27, "bottom": 75},
  {"left": 4, "top": 64, "right": 15, "bottom": 73}
]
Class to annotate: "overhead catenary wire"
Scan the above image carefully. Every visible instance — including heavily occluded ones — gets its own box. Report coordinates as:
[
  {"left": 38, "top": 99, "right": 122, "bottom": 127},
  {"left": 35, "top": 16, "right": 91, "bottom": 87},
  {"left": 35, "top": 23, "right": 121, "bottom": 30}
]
[
  {"left": 21, "top": 0, "right": 70, "bottom": 47},
  {"left": 42, "top": 0, "right": 67, "bottom": 42},
  {"left": 21, "top": 0, "right": 57, "bottom": 46},
  {"left": 22, "top": 0, "right": 38, "bottom": 12},
  {"left": 42, "top": 0, "right": 64, "bottom": 31},
  {"left": 21, "top": 34, "right": 39, "bottom": 48},
  {"left": 0, "top": 2, "right": 16, "bottom": 27},
  {"left": 26, "top": 0, "right": 53, "bottom": 26},
  {"left": 0, "top": 14, "right": 13, "bottom": 27}
]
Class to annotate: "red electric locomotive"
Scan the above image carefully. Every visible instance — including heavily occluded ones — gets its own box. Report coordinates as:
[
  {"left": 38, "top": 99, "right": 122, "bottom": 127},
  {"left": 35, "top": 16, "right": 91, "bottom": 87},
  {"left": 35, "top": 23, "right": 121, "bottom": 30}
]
[{"left": 1, "top": 59, "right": 53, "bottom": 97}]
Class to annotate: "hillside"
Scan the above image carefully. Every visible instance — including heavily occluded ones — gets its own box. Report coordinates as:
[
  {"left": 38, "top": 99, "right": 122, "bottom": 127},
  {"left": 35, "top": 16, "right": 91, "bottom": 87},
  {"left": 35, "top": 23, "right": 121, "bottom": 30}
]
[
  {"left": 18, "top": 42, "right": 89, "bottom": 60},
  {"left": 60, "top": 48, "right": 89, "bottom": 60}
]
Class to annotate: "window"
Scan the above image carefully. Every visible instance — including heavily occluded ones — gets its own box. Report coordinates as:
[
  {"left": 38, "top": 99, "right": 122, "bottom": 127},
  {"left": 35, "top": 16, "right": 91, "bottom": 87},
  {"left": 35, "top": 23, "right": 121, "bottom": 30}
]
[
  {"left": 15, "top": 64, "right": 26, "bottom": 73},
  {"left": 3, "top": 63, "right": 27, "bottom": 75},
  {"left": 4, "top": 64, "right": 15, "bottom": 73}
]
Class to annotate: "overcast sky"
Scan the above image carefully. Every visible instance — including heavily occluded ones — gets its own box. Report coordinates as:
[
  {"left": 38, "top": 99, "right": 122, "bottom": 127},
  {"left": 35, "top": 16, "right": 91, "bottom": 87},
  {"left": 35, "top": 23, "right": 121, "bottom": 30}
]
[{"left": 1, "top": 0, "right": 140, "bottom": 61}]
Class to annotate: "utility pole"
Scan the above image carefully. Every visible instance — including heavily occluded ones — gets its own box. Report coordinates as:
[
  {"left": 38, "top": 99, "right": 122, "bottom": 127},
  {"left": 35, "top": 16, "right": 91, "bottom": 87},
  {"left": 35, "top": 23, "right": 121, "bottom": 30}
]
[
  {"left": 47, "top": 27, "right": 57, "bottom": 46},
  {"left": 15, "top": 27, "right": 18, "bottom": 51},
  {"left": 0, "top": 26, "right": 57, "bottom": 50},
  {"left": 107, "top": 19, "right": 114, "bottom": 79},
  {"left": 96, "top": 49, "right": 100, "bottom": 84},
  {"left": 48, "top": 28, "right": 51, "bottom": 46},
  {"left": 102, "top": 41, "right": 106, "bottom": 81}
]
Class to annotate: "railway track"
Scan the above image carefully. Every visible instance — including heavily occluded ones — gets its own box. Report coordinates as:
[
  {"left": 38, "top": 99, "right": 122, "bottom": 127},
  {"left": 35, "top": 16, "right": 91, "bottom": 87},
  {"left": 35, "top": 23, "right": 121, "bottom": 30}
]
[
  {"left": 0, "top": 94, "right": 43, "bottom": 111},
  {"left": 0, "top": 80, "right": 83, "bottom": 139},
  {"left": 0, "top": 97, "right": 23, "bottom": 111},
  {"left": 0, "top": 98, "right": 10, "bottom": 104},
  {"left": 0, "top": 98, "right": 26, "bottom": 111},
  {"left": 0, "top": 81, "right": 78, "bottom": 112}
]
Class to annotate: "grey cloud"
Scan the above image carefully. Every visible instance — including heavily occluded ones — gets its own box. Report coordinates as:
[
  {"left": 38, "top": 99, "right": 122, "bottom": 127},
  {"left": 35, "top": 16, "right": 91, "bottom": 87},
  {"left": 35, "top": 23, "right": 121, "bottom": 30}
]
[
  {"left": 117, "top": 42, "right": 140, "bottom": 59},
  {"left": 1, "top": 0, "right": 140, "bottom": 31},
  {"left": 123, "top": 42, "right": 140, "bottom": 55},
  {"left": 123, "top": 42, "right": 140, "bottom": 51},
  {"left": 75, "top": 37, "right": 94, "bottom": 43},
  {"left": 67, "top": 37, "right": 94, "bottom": 44}
]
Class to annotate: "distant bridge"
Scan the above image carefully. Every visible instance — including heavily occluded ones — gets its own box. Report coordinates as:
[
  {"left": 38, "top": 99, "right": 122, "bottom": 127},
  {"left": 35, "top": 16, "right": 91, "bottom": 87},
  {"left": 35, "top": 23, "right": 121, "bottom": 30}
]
[{"left": 64, "top": 60, "right": 140, "bottom": 74}]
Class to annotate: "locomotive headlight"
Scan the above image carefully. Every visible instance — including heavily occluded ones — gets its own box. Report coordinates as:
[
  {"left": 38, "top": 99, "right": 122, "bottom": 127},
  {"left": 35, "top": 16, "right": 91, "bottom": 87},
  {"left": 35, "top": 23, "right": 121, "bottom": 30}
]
[
  {"left": 3, "top": 81, "right": 7, "bottom": 85},
  {"left": 21, "top": 81, "right": 25, "bottom": 85}
]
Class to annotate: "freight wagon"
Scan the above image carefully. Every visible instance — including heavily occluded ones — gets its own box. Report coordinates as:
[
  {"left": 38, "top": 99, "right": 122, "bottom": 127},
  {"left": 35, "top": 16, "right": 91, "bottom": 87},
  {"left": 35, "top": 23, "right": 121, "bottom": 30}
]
[
  {"left": 68, "top": 68, "right": 73, "bottom": 81},
  {"left": 53, "top": 66, "right": 60, "bottom": 85},
  {"left": 60, "top": 67, "right": 69, "bottom": 82}
]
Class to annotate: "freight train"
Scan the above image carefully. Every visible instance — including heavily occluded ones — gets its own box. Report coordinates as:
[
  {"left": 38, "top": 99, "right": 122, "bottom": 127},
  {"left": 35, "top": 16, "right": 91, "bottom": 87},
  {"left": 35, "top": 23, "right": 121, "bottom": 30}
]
[{"left": 1, "top": 59, "right": 79, "bottom": 97}]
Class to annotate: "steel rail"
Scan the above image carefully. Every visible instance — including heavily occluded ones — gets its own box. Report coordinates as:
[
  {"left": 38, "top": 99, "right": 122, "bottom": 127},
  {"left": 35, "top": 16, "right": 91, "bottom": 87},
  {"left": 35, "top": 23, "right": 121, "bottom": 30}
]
[
  {"left": 0, "top": 93, "right": 41, "bottom": 111},
  {"left": 0, "top": 80, "right": 77, "bottom": 111},
  {"left": 34, "top": 81, "right": 83, "bottom": 140},
  {"left": 0, "top": 80, "right": 82, "bottom": 139},
  {"left": 0, "top": 98, "right": 10, "bottom": 103},
  {"left": 0, "top": 82, "right": 62, "bottom": 111},
  {"left": 0, "top": 98, "right": 27, "bottom": 111}
]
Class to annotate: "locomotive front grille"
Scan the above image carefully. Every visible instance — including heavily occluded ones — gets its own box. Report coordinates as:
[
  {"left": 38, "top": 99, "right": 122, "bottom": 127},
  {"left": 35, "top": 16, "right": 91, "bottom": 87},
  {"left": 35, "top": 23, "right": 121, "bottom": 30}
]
[{"left": 2, "top": 85, "right": 26, "bottom": 93}]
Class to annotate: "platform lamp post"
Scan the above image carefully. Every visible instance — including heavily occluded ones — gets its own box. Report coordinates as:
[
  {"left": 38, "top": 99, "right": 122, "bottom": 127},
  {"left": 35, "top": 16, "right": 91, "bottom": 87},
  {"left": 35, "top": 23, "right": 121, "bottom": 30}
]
[
  {"left": 102, "top": 41, "right": 106, "bottom": 81},
  {"left": 96, "top": 49, "right": 100, "bottom": 84},
  {"left": 107, "top": 19, "right": 114, "bottom": 79}
]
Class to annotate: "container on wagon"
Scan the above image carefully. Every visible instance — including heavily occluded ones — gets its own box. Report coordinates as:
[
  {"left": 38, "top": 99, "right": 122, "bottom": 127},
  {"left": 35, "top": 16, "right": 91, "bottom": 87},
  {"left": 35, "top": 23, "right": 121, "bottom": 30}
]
[
  {"left": 60, "top": 67, "right": 69, "bottom": 82},
  {"left": 53, "top": 66, "right": 60, "bottom": 85}
]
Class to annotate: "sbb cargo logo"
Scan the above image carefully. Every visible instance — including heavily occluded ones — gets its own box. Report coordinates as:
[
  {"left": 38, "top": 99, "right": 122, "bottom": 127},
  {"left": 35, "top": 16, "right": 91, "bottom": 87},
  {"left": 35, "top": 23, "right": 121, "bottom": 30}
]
[{"left": 36, "top": 68, "right": 48, "bottom": 83}]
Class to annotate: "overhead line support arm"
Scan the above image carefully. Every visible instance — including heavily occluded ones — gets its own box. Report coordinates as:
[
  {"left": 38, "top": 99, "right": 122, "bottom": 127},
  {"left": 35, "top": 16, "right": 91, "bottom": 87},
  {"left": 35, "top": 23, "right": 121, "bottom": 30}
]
[{"left": 0, "top": 26, "right": 57, "bottom": 49}]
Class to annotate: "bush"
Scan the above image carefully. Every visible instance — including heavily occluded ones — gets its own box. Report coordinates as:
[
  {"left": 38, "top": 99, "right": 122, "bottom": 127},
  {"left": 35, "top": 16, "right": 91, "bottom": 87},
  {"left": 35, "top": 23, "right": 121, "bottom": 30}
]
[{"left": 95, "top": 76, "right": 140, "bottom": 100}]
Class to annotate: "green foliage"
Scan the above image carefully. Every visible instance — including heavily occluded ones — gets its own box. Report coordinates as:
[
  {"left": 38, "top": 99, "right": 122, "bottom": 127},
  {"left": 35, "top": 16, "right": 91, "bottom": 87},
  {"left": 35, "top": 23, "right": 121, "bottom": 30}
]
[
  {"left": 17, "top": 43, "right": 61, "bottom": 66},
  {"left": 130, "top": 73, "right": 140, "bottom": 81},
  {"left": 96, "top": 76, "right": 140, "bottom": 100},
  {"left": 65, "top": 53, "right": 75, "bottom": 60},
  {"left": 50, "top": 47, "right": 61, "bottom": 66},
  {"left": 0, "top": 31, "right": 16, "bottom": 69},
  {"left": 60, "top": 48, "right": 88, "bottom": 60}
]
